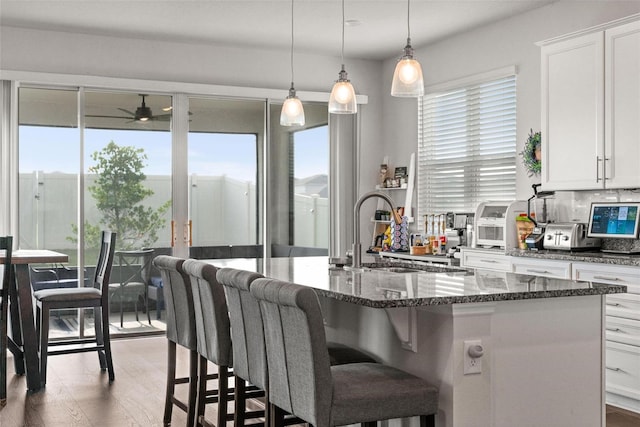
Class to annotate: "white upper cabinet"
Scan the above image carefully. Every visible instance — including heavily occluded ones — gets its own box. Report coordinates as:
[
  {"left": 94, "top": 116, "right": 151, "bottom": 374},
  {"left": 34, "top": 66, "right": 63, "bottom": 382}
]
[
  {"left": 541, "top": 16, "right": 640, "bottom": 191},
  {"left": 541, "top": 32, "right": 604, "bottom": 190},
  {"left": 605, "top": 20, "right": 640, "bottom": 189}
]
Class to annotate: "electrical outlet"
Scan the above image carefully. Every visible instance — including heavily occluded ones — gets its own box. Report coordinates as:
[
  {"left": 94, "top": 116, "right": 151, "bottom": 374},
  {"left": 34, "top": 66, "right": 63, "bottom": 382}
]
[{"left": 463, "top": 340, "right": 483, "bottom": 375}]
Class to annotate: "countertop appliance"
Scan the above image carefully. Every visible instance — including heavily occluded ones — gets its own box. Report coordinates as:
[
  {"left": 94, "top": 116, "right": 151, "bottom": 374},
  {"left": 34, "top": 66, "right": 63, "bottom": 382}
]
[
  {"left": 524, "top": 183, "right": 555, "bottom": 250},
  {"left": 474, "top": 200, "right": 527, "bottom": 250},
  {"left": 543, "top": 223, "right": 602, "bottom": 251},
  {"left": 445, "top": 212, "right": 474, "bottom": 249}
]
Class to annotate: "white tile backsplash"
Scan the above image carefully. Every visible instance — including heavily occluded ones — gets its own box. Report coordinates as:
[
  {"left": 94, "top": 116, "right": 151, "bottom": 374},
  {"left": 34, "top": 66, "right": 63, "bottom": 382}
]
[
  {"left": 549, "top": 189, "right": 640, "bottom": 252},
  {"left": 550, "top": 190, "right": 640, "bottom": 223}
]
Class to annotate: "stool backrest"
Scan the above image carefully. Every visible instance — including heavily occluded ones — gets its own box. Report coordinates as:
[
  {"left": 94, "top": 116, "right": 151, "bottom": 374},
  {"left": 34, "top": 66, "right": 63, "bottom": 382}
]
[
  {"left": 1, "top": 236, "right": 12, "bottom": 291},
  {"left": 250, "top": 278, "right": 332, "bottom": 427},
  {"left": 153, "top": 256, "right": 196, "bottom": 350},
  {"left": 182, "top": 259, "right": 232, "bottom": 366},
  {"left": 216, "top": 268, "right": 265, "bottom": 388},
  {"left": 95, "top": 231, "right": 117, "bottom": 305}
]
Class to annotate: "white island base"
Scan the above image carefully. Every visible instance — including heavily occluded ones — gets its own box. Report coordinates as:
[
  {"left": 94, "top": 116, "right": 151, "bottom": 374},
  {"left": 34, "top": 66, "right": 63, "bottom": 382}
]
[{"left": 321, "top": 294, "right": 605, "bottom": 427}]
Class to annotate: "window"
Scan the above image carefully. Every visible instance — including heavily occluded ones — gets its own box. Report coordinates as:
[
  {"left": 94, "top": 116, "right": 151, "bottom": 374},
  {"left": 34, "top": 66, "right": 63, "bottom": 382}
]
[
  {"left": 268, "top": 102, "right": 329, "bottom": 256},
  {"left": 418, "top": 73, "right": 516, "bottom": 215},
  {"left": 293, "top": 124, "right": 329, "bottom": 248}
]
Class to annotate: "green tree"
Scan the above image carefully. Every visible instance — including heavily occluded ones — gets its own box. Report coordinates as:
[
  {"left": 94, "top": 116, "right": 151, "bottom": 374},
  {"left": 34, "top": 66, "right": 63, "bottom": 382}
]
[{"left": 71, "top": 141, "right": 170, "bottom": 250}]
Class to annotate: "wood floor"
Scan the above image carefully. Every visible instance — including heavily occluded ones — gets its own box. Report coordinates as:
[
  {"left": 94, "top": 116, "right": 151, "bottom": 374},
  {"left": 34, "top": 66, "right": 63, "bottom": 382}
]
[{"left": 1, "top": 335, "right": 639, "bottom": 427}]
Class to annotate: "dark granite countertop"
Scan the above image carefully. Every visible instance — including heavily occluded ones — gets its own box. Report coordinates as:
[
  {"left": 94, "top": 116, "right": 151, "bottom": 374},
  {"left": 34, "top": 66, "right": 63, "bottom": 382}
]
[
  {"left": 507, "top": 249, "right": 640, "bottom": 267},
  {"left": 207, "top": 256, "right": 627, "bottom": 308}
]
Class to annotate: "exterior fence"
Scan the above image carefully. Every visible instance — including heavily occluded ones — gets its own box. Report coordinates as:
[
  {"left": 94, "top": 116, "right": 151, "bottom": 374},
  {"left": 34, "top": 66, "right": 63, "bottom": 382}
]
[{"left": 18, "top": 172, "right": 328, "bottom": 251}]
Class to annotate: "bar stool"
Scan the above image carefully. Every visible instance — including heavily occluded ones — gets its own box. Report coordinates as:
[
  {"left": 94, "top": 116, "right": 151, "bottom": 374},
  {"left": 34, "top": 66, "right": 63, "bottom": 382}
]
[
  {"left": 182, "top": 259, "right": 240, "bottom": 427},
  {"left": 250, "top": 277, "right": 439, "bottom": 427},
  {"left": 153, "top": 256, "right": 199, "bottom": 427},
  {"left": 217, "top": 267, "right": 378, "bottom": 427},
  {"left": 0, "top": 236, "right": 13, "bottom": 406},
  {"left": 34, "top": 231, "right": 117, "bottom": 387}
]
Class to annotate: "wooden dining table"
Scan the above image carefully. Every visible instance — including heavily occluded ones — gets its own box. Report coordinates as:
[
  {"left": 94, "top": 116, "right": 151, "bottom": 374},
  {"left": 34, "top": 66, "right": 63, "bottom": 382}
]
[{"left": 1, "top": 249, "right": 69, "bottom": 392}]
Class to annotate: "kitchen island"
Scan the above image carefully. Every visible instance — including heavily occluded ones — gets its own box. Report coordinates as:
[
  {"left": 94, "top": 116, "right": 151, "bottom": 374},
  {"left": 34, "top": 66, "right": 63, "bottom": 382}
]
[{"left": 208, "top": 256, "right": 626, "bottom": 427}]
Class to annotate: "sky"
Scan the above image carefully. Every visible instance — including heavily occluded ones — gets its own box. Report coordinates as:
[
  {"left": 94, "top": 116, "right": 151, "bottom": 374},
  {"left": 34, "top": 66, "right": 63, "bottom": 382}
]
[{"left": 19, "top": 125, "right": 328, "bottom": 182}]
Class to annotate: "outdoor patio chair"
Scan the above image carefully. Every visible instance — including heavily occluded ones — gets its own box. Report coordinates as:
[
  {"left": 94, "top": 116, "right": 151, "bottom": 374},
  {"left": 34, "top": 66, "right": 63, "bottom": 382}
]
[{"left": 108, "top": 249, "right": 154, "bottom": 327}]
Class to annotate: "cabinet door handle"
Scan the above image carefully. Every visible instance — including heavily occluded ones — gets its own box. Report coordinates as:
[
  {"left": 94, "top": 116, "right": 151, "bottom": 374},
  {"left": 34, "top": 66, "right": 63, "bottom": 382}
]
[
  {"left": 593, "top": 275, "right": 620, "bottom": 282},
  {"left": 480, "top": 259, "right": 498, "bottom": 264},
  {"left": 606, "top": 366, "right": 622, "bottom": 372},
  {"left": 606, "top": 302, "right": 620, "bottom": 307},
  {"left": 526, "top": 269, "right": 550, "bottom": 274},
  {"left": 605, "top": 327, "right": 621, "bottom": 332},
  {"left": 596, "top": 157, "right": 602, "bottom": 182}
]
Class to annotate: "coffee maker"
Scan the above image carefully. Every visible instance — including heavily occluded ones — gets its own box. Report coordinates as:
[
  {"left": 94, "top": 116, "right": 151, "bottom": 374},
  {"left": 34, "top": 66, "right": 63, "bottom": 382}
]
[
  {"left": 524, "top": 184, "right": 555, "bottom": 250},
  {"left": 445, "top": 212, "right": 474, "bottom": 249}
]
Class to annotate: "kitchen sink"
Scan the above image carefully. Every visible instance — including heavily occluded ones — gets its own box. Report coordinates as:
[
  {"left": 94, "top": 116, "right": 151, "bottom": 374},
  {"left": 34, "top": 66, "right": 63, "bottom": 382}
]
[
  {"left": 373, "top": 267, "right": 422, "bottom": 273},
  {"left": 343, "top": 265, "right": 468, "bottom": 274}
]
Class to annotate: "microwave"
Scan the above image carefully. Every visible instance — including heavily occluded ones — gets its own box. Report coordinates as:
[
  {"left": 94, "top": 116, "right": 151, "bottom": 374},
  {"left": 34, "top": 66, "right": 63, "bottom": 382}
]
[{"left": 474, "top": 201, "right": 527, "bottom": 249}]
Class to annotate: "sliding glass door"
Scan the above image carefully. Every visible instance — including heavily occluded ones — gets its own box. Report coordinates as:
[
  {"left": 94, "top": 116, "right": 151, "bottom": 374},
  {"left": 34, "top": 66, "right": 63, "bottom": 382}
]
[
  {"left": 18, "top": 88, "right": 173, "bottom": 336},
  {"left": 84, "top": 91, "right": 172, "bottom": 332},
  {"left": 16, "top": 85, "right": 333, "bottom": 339},
  {"left": 187, "top": 97, "right": 263, "bottom": 258}
]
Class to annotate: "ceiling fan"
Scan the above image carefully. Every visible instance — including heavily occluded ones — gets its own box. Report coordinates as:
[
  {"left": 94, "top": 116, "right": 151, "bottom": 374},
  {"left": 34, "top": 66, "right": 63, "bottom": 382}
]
[{"left": 86, "top": 94, "right": 172, "bottom": 122}]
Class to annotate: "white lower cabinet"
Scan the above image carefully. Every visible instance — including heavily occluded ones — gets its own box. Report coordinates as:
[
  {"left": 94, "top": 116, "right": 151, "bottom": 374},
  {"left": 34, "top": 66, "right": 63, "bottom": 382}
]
[
  {"left": 606, "top": 341, "right": 640, "bottom": 413},
  {"left": 511, "top": 257, "right": 572, "bottom": 279},
  {"left": 572, "top": 263, "right": 640, "bottom": 292},
  {"left": 573, "top": 262, "right": 640, "bottom": 413},
  {"left": 460, "top": 248, "right": 511, "bottom": 272},
  {"left": 606, "top": 315, "right": 640, "bottom": 348}
]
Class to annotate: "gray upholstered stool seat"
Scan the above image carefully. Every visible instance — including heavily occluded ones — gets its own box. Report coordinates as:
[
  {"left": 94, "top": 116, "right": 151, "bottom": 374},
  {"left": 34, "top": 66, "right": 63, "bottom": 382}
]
[
  {"left": 250, "top": 277, "right": 439, "bottom": 427},
  {"left": 34, "top": 287, "right": 101, "bottom": 302},
  {"left": 330, "top": 362, "right": 438, "bottom": 426},
  {"left": 326, "top": 342, "right": 375, "bottom": 366}
]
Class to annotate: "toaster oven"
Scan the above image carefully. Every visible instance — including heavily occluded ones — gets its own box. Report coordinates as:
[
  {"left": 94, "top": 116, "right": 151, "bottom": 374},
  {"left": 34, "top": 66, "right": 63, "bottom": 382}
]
[{"left": 543, "top": 223, "right": 602, "bottom": 251}]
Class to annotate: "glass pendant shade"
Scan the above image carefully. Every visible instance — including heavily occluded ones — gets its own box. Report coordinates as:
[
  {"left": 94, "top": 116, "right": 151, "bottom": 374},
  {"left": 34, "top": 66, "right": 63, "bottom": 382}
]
[
  {"left": 280, "top": 85, "right": 305, "bottom": 126},
  {"left": 391, "top": 41, "right": 424, "bottom": 97},
  {"left": 281, "top": 0, "right": 305, "bottom": 127},
  {"left": 329, "top": 67, "right": 357, "bottom": 114}
]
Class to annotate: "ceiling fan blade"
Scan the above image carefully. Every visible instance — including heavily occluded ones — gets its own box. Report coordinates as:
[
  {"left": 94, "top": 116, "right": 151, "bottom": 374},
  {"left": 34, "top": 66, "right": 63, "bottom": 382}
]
[
  {"left": 151, "top": 114, "right": 172, "bottom": 121},
  {"left": 117, "top": 108, "right": 136, "bottom": 116},
  {"left": 85, "top": 114, "right": 135, "bottom": 120}
]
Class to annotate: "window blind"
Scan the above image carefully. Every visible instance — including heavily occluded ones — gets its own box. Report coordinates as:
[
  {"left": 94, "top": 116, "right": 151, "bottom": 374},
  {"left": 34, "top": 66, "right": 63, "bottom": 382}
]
[{"left": 418, "top": 74, "right": 516, "bottom": 216}]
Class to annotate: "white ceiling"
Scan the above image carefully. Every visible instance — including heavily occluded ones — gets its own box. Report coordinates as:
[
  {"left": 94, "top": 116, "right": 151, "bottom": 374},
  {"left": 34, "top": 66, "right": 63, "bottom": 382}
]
[{"left": 0, "top": 0, "right": 557, "bottom": 61}]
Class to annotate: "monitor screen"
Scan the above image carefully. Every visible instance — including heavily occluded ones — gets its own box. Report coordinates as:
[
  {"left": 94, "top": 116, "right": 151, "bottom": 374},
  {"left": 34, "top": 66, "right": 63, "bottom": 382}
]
[{"left": 587, "top": 202, "right": 640, "bottom": 239}]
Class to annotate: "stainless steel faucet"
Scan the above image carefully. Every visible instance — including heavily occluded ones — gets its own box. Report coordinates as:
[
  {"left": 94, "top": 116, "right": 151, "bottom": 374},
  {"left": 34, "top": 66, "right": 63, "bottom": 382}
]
[{"left": 351, "top": 191, "right": 403, "bottom": 269}]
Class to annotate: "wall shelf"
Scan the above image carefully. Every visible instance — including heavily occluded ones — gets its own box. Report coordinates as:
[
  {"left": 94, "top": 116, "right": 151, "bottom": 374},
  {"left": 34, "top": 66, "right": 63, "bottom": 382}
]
[
  {"left": 371, "top": 217, "right": 414, "bottom": 224},
  {"left": 375, "top": 184, "right": 408, "bottom": 191}
]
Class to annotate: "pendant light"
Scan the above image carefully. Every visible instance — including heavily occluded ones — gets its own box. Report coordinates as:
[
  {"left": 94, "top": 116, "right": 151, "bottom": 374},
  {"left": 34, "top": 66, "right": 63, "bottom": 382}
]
[
  {"left": 280, "top": 0, "right": 305, "bottom": 126},
  {"left": 391, "top": 0, "right": 424, "bottom": 97},
  {"left": 328, "top": 0, "right": 357, "bottom": 114}
]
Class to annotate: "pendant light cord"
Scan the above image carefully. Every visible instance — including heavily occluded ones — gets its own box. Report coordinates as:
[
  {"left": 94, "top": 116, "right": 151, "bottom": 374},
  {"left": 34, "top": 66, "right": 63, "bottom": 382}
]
[
  {"left": 341, "top": 0, "right": 345, "bottom": 66},
  {"left": 290, "top": 0, "right": 295, "bottom": 86},
  {"left": 406, "top": 0, "right": 411, "bottom": 42}
]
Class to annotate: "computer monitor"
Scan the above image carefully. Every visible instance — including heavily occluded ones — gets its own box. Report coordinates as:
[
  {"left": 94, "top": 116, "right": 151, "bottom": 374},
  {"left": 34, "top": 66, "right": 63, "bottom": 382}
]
[{"left": 587, "top": 202, "right": 640, "bottom": 239}]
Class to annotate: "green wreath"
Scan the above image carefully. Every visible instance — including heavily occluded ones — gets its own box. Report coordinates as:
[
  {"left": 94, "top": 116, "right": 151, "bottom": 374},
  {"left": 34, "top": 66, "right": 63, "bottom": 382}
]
[{"left": 520, "top": 129, "right": 541, "bottom": 177}]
